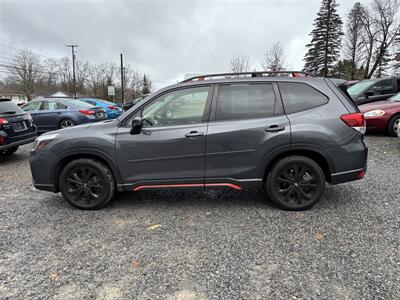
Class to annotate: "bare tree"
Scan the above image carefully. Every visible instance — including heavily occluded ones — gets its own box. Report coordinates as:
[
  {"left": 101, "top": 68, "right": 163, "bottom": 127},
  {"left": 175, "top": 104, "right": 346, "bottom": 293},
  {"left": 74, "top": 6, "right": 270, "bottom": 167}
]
[
  {"left": 122, "top": 64, "right": 143, "bottom": 100},
  {"left": 364, "top": 0, "right": 400, "bottom": 78},
  {"left": 87, "top": 62, "right": 117, "bottom": 99},
  {"left": 344, "top": 2, "right": 366, "bottom": 79},
  {"left": 41, "top": 58, "right": 59, "bottom": 93},
  {"left": 75, "top": 60, "right": 89, "bottom": 93},
  {"left": 6, "top": 50, "right": 43, "bottom": 101},
  {"left": 228, "top": 55, "right": 251, "bottom": 73},
  {"left": 261, "top": 42, "right": 287, "bottom": 72}
]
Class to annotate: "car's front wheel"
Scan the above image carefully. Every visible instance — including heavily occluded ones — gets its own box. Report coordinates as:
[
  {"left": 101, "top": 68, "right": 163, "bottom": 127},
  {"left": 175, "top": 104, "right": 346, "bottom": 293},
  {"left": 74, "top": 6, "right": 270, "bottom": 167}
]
[
  {"left": 59, "top": 158, "right": 115, "bottom": 209},
  {"left": 266, "top": 156, "right": 325, "bottom": 210}
]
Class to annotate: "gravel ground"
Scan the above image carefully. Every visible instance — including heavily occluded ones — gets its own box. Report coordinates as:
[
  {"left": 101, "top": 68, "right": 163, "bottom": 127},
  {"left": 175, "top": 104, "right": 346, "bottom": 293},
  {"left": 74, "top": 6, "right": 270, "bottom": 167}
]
[{"left": 0, "top": 135, "right": 399, "bottom": 300}]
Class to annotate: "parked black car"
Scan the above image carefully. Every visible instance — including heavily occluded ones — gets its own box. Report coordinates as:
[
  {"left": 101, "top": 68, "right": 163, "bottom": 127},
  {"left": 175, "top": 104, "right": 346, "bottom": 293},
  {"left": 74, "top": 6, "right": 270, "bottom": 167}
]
[
  {"left": 348, "top": 77, "right": 400, "bottom": 105},
  {"left": 30, "top": 71, "right": 368, "bottom": 211},
  {"left": 119, "top": 94, "right": 150, "bottom": 111},
  {"left": 0, "top": 99, "right": 37, "bottom": 155}
]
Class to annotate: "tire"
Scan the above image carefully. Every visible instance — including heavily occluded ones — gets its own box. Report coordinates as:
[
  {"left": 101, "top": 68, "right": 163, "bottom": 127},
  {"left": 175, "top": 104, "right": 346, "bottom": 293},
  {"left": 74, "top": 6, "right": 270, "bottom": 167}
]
[
  {"left": 2, "top": 146, "right": 19, "bottom": 155},
  {"left": 387, "top": 115, "right": 400, "bottom": 137},
  {"left": 266, "top": 155, "right": 325, "bottom": 211},
  {"left": 59, "top": 158, "right": 115, "bottom": 210},
  {"left": 59, "top": 118, "right": 75, "bottom": 129}
]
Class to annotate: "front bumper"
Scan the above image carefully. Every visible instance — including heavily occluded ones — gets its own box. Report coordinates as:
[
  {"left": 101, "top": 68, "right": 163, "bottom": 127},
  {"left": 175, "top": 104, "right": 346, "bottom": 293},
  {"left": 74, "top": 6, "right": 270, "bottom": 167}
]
[
  {"left": 365, "top": 116, "right": 389, "bottom": 132},
  {"left": 30, "top": 148, "right": 58, "bottom": 192}
]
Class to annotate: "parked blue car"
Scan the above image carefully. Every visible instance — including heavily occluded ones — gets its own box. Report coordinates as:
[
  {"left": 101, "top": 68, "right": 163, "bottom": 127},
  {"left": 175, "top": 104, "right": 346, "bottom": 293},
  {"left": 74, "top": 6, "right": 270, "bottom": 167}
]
[
  {"left": 79, "top": 98, "right": 123, "bottom": 119},
  {"left": 21, "top": 98, "right": 107, "bottom": 133}
]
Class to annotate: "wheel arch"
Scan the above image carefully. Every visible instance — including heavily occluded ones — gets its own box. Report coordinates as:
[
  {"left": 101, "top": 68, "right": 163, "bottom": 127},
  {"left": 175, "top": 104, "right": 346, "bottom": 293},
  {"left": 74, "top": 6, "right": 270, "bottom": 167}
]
[
  {"left": 260, "top": 147, "right": 333, "bottom": 183},
  {"left": 52, "top": 150, "right": 122, "bottom": 191}
]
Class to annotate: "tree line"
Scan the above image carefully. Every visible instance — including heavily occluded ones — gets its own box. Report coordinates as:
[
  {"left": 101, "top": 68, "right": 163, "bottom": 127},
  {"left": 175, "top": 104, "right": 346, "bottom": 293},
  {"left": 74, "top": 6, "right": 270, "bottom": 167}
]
[
  {"left": 229, "top": 0, "right": 400, "bottom": 80},
  {"left": 0, "top": 50, "right": 152, "bottom": 102}
]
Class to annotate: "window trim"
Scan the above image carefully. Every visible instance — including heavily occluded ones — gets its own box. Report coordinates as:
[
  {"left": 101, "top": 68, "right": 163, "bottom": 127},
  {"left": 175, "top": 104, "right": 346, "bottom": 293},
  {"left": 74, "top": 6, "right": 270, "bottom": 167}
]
[
  {"left": 120, "top": 84, "right": 214, "bottom": 128},
  {"left": 209, "top": 82, "right": 283, "bottom": 122},
  {"left": 277, "top": 82, "right": 330, "bottom": 115}
]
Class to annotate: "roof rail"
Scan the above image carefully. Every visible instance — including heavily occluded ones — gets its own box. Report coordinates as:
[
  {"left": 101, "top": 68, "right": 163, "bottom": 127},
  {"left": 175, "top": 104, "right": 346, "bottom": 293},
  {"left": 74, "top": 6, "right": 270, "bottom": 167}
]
[{"left": 181, "top": 71, "right": 314, "bottom": 83}]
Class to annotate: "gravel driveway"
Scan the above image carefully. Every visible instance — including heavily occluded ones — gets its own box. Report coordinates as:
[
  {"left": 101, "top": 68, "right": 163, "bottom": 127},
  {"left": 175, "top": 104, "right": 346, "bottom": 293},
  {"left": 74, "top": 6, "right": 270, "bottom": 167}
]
[{"left": 0, "top": 136, "right": 399, "bottom": 299}]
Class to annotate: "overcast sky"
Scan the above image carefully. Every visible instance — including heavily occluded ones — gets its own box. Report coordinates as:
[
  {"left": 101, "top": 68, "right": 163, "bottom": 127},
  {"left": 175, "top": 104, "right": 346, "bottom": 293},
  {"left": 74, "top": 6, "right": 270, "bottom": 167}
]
[{"left": 1, "top": 0, "right": 357, "bottom": 88}]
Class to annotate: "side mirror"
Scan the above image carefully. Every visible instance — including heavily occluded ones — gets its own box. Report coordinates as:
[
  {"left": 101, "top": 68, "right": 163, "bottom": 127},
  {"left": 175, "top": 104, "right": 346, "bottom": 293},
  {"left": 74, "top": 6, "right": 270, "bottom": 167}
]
[
  {"left": 364, "top": 91, "right": 374, "bottom": 98},
  {"left": 130, "top": 117, "right": 143, "bottom": 135}
]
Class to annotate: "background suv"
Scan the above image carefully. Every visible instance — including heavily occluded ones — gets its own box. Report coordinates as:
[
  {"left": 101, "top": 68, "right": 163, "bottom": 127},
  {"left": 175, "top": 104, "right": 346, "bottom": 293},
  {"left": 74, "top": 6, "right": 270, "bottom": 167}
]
[
  {"left": 0, "top": 98, "right": 37, "bottom": 155},
  {"left": 29, "top": 72, "right": 368, "bottom": 211}
]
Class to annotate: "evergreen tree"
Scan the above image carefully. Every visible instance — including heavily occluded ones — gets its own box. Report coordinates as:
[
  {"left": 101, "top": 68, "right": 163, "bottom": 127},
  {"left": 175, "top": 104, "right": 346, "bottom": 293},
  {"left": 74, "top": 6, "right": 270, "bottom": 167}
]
[
  {"left": 344, "top": 2, "right": 365, "bottom": 79},
  {"left": 141, "top": 74, "right": 151, "bottom": 95},
  {"left": 303, "top": 0, "right": 343, "bottom": 77}
]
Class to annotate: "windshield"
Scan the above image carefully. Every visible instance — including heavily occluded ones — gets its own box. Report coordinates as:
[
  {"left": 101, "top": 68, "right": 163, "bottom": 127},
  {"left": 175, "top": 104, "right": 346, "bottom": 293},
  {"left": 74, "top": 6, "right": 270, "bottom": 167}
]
[
  {"left": 347, "top": 80, "right": 375, "bottom": 97},
  {"left": 0, "top": 100, "right": 26, "bottom": 116},
  {"left": 389, "top": 93, "right": 400, "bottom": 102}
]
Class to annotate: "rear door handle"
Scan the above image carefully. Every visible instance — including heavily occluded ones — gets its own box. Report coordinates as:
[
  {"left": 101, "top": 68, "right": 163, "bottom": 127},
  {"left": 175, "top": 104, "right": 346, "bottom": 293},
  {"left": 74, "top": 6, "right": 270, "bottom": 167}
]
[
  {"left": 185, "top": 131, "right": 204, "bottom": 138},
  {"left": 265, "top": 125, "right": 285, "bottom": 132}
]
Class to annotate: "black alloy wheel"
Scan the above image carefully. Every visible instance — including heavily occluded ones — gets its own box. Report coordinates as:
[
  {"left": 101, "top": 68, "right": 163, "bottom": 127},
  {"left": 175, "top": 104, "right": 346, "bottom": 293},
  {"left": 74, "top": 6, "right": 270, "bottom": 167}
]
[
  {"left": 266, "top": 156, "right": 325, "bottom": 210},
  {"left": 59, "top": 159, "right": 115, "bottom": 209}
]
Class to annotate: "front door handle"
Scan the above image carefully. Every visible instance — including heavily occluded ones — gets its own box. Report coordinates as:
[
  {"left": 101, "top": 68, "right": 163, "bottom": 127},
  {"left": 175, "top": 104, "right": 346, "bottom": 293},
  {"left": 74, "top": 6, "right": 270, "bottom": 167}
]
[
  {"left": 185, "top": 131, "right": 204, "bottom": 138},
  {"left": 265, "top": 125, "right": 285, "bottom": 132}
]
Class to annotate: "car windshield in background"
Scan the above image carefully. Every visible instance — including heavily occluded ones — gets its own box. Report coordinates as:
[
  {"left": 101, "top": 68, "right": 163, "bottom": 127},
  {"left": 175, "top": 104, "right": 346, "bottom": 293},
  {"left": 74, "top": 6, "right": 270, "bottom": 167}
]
[
  {"left": 0, "top": 100, "right": 26, "bottom": 115},
  {"left": 347, "top": 80, "right": 374, "bottom": 97},
  {"left": 389, "top": 93, "right": 400, "bottom": 102},
  {"left": 68, "top": 100, "right": 94, "bottom": 108}
]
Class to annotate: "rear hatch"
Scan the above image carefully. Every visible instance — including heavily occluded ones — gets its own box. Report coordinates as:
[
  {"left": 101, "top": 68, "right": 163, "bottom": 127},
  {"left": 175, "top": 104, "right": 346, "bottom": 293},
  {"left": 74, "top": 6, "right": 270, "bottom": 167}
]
[{"left": 0, "top": 99, "right": 36, "bottom": 141}]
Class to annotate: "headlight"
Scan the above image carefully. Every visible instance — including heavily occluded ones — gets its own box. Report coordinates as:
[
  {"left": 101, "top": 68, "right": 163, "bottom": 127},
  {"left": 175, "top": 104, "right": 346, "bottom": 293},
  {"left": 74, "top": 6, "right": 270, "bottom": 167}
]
[
  {"left": 364, "top": 110, "right": 385, "bottom": 117},
  {"left": 33, "top": 134, "right": 59, "bottom": 151}
]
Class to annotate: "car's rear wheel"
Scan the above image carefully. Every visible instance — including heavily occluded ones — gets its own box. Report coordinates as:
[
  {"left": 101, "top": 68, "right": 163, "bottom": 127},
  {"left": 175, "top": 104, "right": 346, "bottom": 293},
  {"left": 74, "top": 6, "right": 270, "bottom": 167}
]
[
  {"left": 59, "top": 119, "right": 75, "bottom": 129},
  {"left": 266, "top": 156, "right": 325, "bottom": 210},
  {"left": 1, "top": 146, "right": 19, "bottom": 155},
  {"left": 59, "top": 158, "right": 115, "bottom": 209},
  {"left": 388, "top": 115, "right": 400, "bottom": 137}
]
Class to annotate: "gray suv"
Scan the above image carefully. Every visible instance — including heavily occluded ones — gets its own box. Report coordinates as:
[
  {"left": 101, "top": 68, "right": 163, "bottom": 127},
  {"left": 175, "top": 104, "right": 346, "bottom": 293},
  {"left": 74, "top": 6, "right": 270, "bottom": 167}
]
[{"left": 29, "top": 72, "right": 368, "bottom": 210}]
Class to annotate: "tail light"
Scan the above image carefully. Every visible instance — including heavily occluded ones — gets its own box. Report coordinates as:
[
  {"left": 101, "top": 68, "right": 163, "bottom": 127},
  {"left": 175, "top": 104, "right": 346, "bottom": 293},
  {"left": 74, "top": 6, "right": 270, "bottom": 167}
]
[
  {"left": 108, "top": 105, "right": 118, "bottom": 110},
  {"left": 0, "top": 135, "right": 4, "bottom": 145},
  {"left": 0, "top": 118, "right": 9, "bottom": 125},
  {"left": 79, "top": 109, "right": 95, "bottom": 116},
  {"left": 340, "top": 113, "right": 366, "bottom": 134}
]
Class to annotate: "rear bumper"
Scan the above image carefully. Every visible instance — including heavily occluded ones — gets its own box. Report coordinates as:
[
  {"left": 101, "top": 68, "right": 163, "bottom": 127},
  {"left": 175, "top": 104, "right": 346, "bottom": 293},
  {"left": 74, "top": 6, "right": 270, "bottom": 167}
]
[
  {"left": 330, "top": 167, "right": 367, "bottom": 184},
  {"left": 0, "top": 131, "right": 37, "bottom": 150},
  {"left": 327, "top": 136, "right": 368, "bottom": 184}
]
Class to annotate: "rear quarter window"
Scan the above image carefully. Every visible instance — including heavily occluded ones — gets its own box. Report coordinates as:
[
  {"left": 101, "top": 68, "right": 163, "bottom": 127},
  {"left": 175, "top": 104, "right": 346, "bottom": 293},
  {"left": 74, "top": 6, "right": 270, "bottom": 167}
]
[{"left": 278, "top": 82, "right": 328, "bottom": 114}]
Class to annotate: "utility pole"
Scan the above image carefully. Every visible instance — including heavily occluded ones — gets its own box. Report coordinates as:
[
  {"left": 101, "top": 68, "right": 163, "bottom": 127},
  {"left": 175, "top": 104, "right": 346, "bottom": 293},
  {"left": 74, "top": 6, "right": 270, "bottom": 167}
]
[
  {"left": 120, "top": 53, "right": 124, "bottom": 102},
  {"left": 66, "top": 44, "right": 78, "bottom": 99}
]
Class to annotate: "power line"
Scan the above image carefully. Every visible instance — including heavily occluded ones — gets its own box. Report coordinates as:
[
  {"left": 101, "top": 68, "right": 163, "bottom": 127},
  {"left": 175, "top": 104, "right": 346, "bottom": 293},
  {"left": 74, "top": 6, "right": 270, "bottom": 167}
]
[{"left": 0, "top": 43, "right": 55, "bottom": 59}]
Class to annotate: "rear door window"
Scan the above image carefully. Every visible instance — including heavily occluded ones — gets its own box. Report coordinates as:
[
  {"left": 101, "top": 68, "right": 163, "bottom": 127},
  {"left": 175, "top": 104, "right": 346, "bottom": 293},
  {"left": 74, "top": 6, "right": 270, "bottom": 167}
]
[
  {"left": 43, "top": 101, "right": 68, "bottom": 110},
  {"left": 215, "top": 83, "right": 276, "bottom": 121},
  {"left": 278, "top": 82, "right": 328, "bottom": 114}
]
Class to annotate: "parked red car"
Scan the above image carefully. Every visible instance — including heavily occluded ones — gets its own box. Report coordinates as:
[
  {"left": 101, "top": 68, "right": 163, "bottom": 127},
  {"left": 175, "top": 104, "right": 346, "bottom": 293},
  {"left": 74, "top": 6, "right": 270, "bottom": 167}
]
[{"left": 359, "top": 92, "right": 400, "bottom": 136}]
